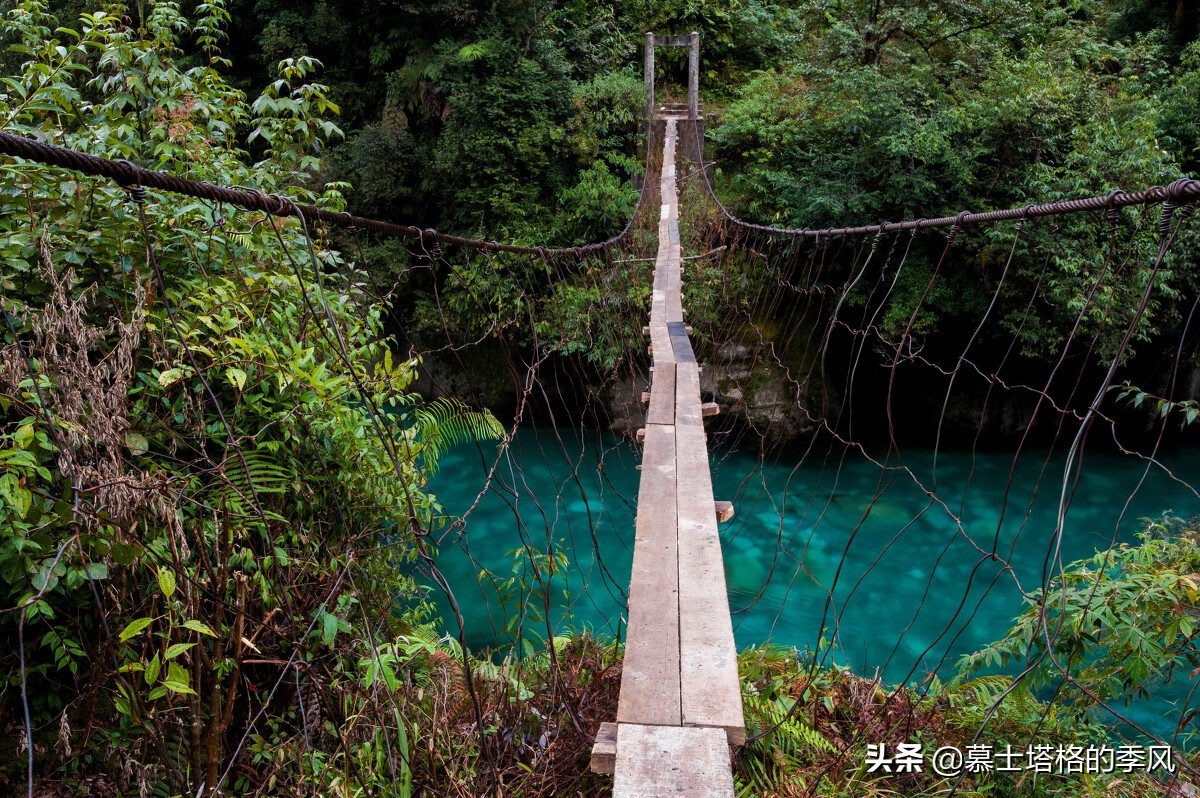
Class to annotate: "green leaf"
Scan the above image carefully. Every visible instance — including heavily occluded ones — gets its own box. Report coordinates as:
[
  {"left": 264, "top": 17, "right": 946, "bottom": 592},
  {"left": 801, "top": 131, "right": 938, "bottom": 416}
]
[
  {"left": 322, "top": 611, "right": 337, "bottom": 648},
  {"left": 30, "top": 566, "right": 58, "bottom": 593},
  {"left": 226, "top": 367, "right": 247, "bottom": 391},
  {"left": 164, "top": 662, "right": 195, "bottom": 694},
  {"left": 158, "top": 368, "right": 184, "bottom": 388},
  {"left": 111, "top": 541, "right": 144, "bottom": 566},
  {"left": 158, "top": 568, "right": 176, "bottom": 599},
  {"left": 84, "top": 562, "right": 108, "bottom": 580},
  {"left": 119, "top": 617, "right": 155, "bottom": 642},
  {"left": 12, "top": 423, "right": 34, "bottom": 449},
  {"left": 182, "top": 619, "right": 217, "bottom": 637},
  {"left": 0, "top": 473, "right": 32, "bottom": 519},
  {"left": 164, "top": 642, "right": 196, "bottom": 660},
  {"left": 144, "top": 653, "right": 161, "bottom": 686},
  {"left": 124, "top": 431, "right": 149, "bottom": 456}
]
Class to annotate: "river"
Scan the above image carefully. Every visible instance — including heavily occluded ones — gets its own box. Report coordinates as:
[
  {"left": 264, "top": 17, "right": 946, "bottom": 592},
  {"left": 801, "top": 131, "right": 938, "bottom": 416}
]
[{"left": 429, "top": 427, "right": 1200, "bottom": 738}]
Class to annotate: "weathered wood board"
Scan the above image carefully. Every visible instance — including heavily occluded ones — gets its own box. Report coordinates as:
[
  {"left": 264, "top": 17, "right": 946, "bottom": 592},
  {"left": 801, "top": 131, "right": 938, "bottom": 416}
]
[
  {"left": 646, "top": 361, "right": 676, "bottom": 426},
  {"left": 675, "top": 421, "right": 745, "bottom": 744},
  {"left": 613, "top": 114, "right": 744, "bottom": 794},
  {"left": 614, "top": 724, "right": 735, "bottom": 797},
  {"left": 617, "top": 424, "right": 681, "bottom": 728},
  {"left": 591, "top": 722, "right": 618, "bottom": 774}
]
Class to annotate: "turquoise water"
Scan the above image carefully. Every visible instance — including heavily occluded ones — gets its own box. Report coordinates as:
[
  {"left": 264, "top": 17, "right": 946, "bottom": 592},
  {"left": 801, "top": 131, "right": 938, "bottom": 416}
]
[{"left": 428, "top": 428, "right": 1200, "bottom": 736}]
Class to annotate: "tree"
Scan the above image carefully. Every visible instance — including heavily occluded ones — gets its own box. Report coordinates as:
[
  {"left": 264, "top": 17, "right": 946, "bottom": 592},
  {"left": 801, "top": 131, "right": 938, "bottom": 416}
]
[{"left": 0, "top": 3, "right": 502, "bottom": 792}]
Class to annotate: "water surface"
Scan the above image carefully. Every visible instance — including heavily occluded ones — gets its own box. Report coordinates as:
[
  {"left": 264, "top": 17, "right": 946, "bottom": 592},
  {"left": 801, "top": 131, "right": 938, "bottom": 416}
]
[{"left": 429, "top": 427, "right": 1200, "bottom": 737}]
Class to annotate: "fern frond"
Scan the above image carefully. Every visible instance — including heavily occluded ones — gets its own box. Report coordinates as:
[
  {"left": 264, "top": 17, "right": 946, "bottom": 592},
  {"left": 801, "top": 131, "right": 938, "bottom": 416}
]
[
  {"left": 412, "top": 397, "right": 503, "bottom": 474},
  {"left": 212, "top": 447, "right": 296, "bottom": 518},
  {"left": 457, "top": 40, "right": 492, "bottom": 62},
  {"left": 949, "top": 674, "right": 1016, "bottom": 707}
]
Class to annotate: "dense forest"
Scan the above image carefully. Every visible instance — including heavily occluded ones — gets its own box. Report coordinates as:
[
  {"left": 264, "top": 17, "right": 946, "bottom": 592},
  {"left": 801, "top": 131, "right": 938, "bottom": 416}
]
[{"left": 1, "top": 0, "right": 1200, "bottom": 796}]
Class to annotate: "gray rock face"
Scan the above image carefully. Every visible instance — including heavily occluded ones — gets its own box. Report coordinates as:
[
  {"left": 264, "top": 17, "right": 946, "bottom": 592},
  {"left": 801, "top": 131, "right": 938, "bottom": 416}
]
[
  {"left": 605, "top": 372, "right": 650, "bottom": 438},
  {"left": 412, "top": 341, "right": 518, "bottom": 417},
  {"left": 703, "top": 362, "right": 818, "bottom": 442},
  {"left": 596, "top": 360, "right": 824, "bottom": 444},
  {"left": 412, "top": 337, "right": 830, "bottom": 446},
  {"left": 715, "top": 342, "right": 752, "bottom": 362}
]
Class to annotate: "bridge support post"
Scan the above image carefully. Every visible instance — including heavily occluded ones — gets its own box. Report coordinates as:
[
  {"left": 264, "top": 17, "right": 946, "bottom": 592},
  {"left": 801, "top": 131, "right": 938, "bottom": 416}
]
[
  {"left": 645, "top": 33, "right": 656, "bottom": 125},
  {"left": 688, "top": 31, "right": 699, "bottom": 121}
]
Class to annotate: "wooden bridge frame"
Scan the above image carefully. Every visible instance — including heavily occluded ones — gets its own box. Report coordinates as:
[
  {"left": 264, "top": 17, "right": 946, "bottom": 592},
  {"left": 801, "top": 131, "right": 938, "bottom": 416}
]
[
  {"left": 591, "top": 115, "right": 744, "bottom": 796},
  {"left": 644, "top": 32, "right": 701, "bottom": 124}
]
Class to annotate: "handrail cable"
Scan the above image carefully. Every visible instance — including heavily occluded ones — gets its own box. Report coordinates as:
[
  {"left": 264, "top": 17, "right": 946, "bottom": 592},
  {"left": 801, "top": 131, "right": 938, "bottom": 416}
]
[
  {"left": 0, "top": 129, "right": 653, "bottom": 257},
  {"left": 674, "top": 116, "right": 1199, "bottom": 237},
  {"left": 4, "top": 128, "right": 1198, "bottom": 254}
]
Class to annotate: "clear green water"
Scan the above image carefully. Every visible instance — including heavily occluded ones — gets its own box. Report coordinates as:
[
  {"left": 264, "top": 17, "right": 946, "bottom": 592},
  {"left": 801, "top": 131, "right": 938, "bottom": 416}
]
[{"left": 428, "top": 428, "right": 1200, "bottom": 736}]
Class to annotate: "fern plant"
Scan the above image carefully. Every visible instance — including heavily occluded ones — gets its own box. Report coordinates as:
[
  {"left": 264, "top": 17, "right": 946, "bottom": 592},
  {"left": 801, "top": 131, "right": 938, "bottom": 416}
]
[
  {"left": 738, "top": 689, "right": 837, "bottom": 797},
  {"left": 735, "top": 647, "right": 841, "bottom": 797},
  {"left": 410, "top": 396, "right": 504, "bottom": 476}
]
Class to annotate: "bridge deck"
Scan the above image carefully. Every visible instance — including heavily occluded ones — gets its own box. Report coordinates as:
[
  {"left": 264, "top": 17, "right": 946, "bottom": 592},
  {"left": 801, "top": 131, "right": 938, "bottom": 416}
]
[{"left": 600, "top": 117, "right": 743, "bottom": 797}]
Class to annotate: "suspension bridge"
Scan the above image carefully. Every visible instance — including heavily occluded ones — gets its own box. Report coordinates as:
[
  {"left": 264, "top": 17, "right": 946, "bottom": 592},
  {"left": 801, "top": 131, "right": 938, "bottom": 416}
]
[
  {"left": 586, "top": 114, "right": 745, "bottom": 797},
  {"left": 4, "top": 28, "right": 1200, "bottom": 798}
]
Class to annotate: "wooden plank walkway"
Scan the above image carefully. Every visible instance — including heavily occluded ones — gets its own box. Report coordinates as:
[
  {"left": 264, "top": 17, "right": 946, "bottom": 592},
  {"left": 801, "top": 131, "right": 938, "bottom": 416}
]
[{"left": 599, "top": 116, "right": 744, "bottom": 797}]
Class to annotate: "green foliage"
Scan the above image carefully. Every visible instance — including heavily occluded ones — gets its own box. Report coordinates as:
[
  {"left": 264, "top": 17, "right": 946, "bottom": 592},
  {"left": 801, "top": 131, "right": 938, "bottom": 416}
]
[
  {"left": 1110, "top": 381, "right": 1200, "bottom": 425},
  {"left": 4, "top": 0, "right": 1199, "bottom": 794},
  {"left": 412, "top": 396, "right": 504, "bottom": 474},
  {"left": 231, "top": 0, "right": 803, "bottom": 241},
  {"left": 708, "top": 0, "right": 1200, "bottom": 358},
  {"left": 959, "top": 513, "right": 1200, "bottom": 715},
  {"left": 1108, "top": 0, "right": 1199, "bottom": 60},
  {"left": 735, "top": 645, "right": 1118, "bottom": 798},
  {"left": 618, "top": 0, "right": 805, "bottom": 94},
  {"left": 0, "top": 3, "right": 509, "bottom": 794},
  {"left": 1155, "top": 40, "right": 1200, "bottom": 171},
  {"left": 534, "top": 263, "right": 651, "bottom": 372},
  {"left": 713, "top": 6, "right": 1184, "bottom": 224}
]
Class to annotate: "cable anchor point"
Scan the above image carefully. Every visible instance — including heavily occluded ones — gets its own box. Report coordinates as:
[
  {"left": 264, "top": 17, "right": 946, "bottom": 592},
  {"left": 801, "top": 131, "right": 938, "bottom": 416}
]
[{"left": 947, "top": 210, "right": 971, "bottom": 247}]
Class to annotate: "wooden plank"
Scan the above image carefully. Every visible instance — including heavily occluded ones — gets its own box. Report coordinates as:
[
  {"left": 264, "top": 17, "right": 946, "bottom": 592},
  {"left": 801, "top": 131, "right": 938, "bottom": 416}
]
[
  {"left": 688, "top": 32, "right": 700, "bottom": 121},
  {"left": 644, "top": 34, "right": 655, "bottom": 124},
  {"left": 653, "top": 261, "right": 669, "bottom": 288},
  {"left": 650, "top": 323, "right": 674, "bottom": 363},
  {"left": 675, "top": 421, "right": 745, "bottom": 744},
  {"left": 651, "top": 298, "right": 666, "bottom": 322},
  {"left": 656, "top": 34, "right": 692, "bottom": 47},
  {"left": 646, "top": 361, "right": 676, "bottom": 426},
  {"left": 660, "top": 142, "right": 684, "bottom": 324},
  {"left": 618, "top": 424, "right": 681, "bottom": 728},
  {"left": 613, "top": 724, "right": 734, "bottom": 798},
  {"left": 674, "top": 361, "right": 703, "bottom": 428},
  {"left": 591, "top": 722, "right": 618, "bottom": 774},
  {"left": 615, "top": 109, "right": 745, "bottom": 757},
  {"left": 668, "top": 322, "right": 695, "bottom": 365},
  {"left": 665, "top": 266, "right": 684, "bottom": 322}
]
